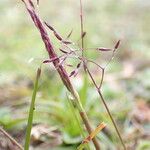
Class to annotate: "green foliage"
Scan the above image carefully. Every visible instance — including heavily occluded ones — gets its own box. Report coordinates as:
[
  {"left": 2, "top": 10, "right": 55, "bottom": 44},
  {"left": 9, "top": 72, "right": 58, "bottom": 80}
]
[
  {"left": 137, "top": 140, "right": 150, "bottom": 150},
  {"left": 0, "top": 0, "right": 150, "bottom": 149}
]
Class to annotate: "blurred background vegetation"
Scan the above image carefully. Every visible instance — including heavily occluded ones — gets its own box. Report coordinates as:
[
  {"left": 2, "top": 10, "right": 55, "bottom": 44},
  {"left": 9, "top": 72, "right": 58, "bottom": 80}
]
[{"left": 0, "top": 0, "right": 150, "bottom": 149}]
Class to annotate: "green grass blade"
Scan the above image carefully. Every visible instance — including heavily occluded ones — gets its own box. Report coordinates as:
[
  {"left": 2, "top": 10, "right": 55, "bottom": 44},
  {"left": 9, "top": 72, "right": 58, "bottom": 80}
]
[
  {"left": 24, "top": 68, "right": 41, "bottom": 150},
  {"left": 77, "top": 143, "right": 85, "bottom": 150},
  {"left": 80, "top": 73, "right": 88, "bottom": 105}
]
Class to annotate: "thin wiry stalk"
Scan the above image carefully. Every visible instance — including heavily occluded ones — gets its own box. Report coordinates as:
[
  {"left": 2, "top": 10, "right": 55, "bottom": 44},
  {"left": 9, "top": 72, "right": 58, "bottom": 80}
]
[
  {"left": 97, "top": 90, "right": 126, "bottom": 150},
  {"left": 0, "top": 127, "right": 23, "bottom": 150},
  {"left": 80, "top": 0, "right": 84, "bottom": 53},
  {"left": 79, "top": 0, "right": 87, "bottom": 72},
  {"left": 21, "top": 1, "right": 99, "bottom": 149},
  {"left": 24, "top": 68, "right": 41, "bottom": 150},
  {"left": 79, "top": 1, "right": 100, "bottom": 149},
  {"left": 85, "top": 65, "right": 126, "bottom": 150}
]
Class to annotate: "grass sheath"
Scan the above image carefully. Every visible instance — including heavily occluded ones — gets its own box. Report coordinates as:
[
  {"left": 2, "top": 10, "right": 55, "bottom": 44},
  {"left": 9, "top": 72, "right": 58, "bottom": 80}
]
[
  {"left": 66, "top": 94, "right": 90, "bottom": 150},
  {"left": 21, "top": 0, "right": 100, "bottom": 149},
  {"left": 24, "top": 68, "right": 41, "bottom": 150}
]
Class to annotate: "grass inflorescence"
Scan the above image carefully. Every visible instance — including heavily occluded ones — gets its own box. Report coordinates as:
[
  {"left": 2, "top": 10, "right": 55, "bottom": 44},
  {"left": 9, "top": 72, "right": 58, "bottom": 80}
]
[{"left": 21, "top": 0, "right": 126, "bottom": 150}]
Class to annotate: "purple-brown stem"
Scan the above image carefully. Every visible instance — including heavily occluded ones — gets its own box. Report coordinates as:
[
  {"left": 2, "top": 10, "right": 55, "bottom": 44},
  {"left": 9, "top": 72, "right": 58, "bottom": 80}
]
[
  {"left": 80, "top": 0, "right": 88, "bottom": 74},
  {"left": 80, "top": 0, "right": 84, "bottom": 54}
]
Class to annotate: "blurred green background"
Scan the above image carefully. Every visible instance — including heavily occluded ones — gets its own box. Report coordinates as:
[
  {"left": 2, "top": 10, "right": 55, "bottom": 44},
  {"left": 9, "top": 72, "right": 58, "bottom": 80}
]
[{"left": 0, "top": 0, "right": 150, "bottom": 150}]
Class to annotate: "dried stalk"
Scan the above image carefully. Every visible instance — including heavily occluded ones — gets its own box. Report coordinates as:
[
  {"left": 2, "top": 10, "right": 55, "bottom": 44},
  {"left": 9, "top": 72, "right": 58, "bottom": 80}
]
[
  {"left": 0, "top": 127, "right": 23, "bottom": 150},
  {"left": 21, "top": 0, "right": 100, "bottom": 149}
]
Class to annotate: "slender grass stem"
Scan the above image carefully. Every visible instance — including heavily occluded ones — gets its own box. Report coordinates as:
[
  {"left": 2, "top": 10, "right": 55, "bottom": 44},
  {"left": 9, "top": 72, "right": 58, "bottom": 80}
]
[
  {"left": 24, "top": 68, "right": 41, "bottom": 150},
  {"left": 97, "top": 91, "right": 127, "bottom": 150},
  {"left": 80, "top": 0, "right": 84, "bottom": 53},
  {"left": 79, "top": 0, "right": 87, "bottom": 72},
  {"left": 86, "top": 66, "right": 126, "bottom": 150},
  {"left": 79, "top": 1, "right": 100, "bottom": 149}
]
